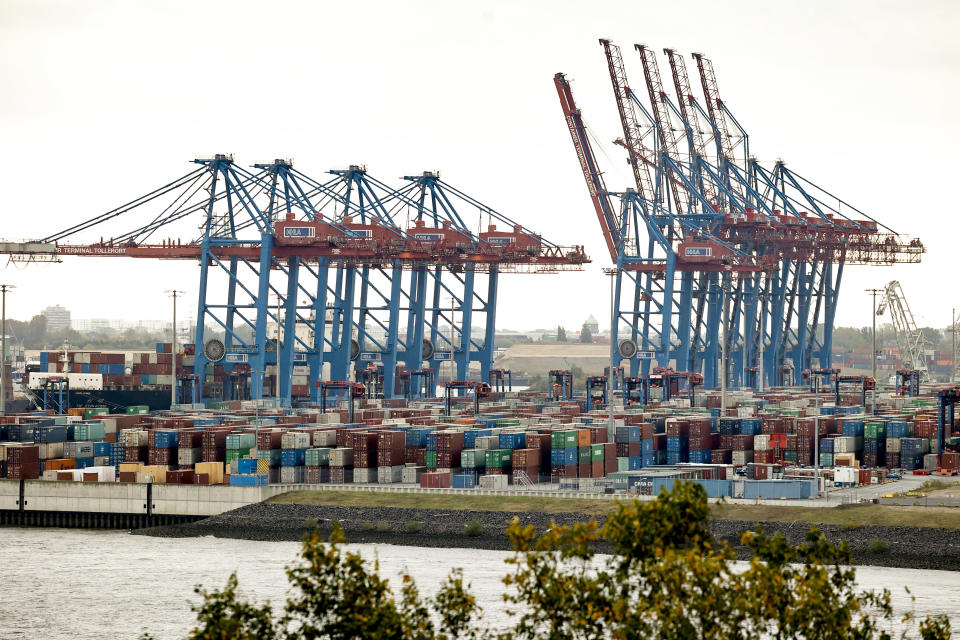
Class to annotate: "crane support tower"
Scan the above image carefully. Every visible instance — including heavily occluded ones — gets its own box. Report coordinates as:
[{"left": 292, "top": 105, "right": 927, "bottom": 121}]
[
  {"left": 0, "top": 157, "right": 588, "bottom": 405},
  {"left": 556, "top": 41, "right": 923, "bottom": 388}
]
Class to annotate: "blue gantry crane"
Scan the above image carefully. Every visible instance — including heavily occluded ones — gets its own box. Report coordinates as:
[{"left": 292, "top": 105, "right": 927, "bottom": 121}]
[
  {"left": 557, "top": 40, "right": 924, "bottom": 389},
  {"left": 5, "top": 156, "right": 588, "bottom": 405}
]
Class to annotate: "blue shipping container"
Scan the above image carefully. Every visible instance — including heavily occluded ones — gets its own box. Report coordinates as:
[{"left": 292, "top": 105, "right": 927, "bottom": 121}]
[
  {"left": 452, "top": 473, "right": 477, "bottom": 489},
  {"left": 237, "top": 458, "right": 259, "bottom": 474},
  {"left": 281, "top": 448, "right": 307, "bottom": 467},
  {"left": 688, "top": 449, "right": 712, "bottom": 464},
  {"left": 499, "top": 432, "right": 526, "bottom": 450},
  {"left": 550, "top": 448, "right": 578, "bottom": 466},
  {"left": 93, "top": 441, "right": 111, "bottom": 456},
  {"left": 229, "top": 473, "right": 269, "bottom": 486},
  {"left": 841, "top": 421, "right": 864, "bottom": 437}
]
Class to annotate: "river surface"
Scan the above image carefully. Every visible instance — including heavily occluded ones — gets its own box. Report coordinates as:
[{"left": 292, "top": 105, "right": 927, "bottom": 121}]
[{"left": 1, "top": 528, "right": 958, "bottom": 639}]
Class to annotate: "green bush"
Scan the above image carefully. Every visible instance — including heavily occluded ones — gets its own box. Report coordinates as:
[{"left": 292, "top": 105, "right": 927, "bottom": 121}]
[
  {"left": 868, "top": 538, "right": 891, "bottom": 554},
  {"left": 464, "top": 520, "right": 484, "bottom": 537},
  {"left": 375, "top": 520, "right": 391, "bottom": 533},
  {"left": 302, "top": 517, "right": 318, "bottom": 529},
  {"left": 840, "top": 522, "right": 861, "bottom": 532},
  {"left": 360, "top": 520, "right": 375, "bottom": 532},
  {"left": 406, "top": 521, "right": 422, "bottom": 533}
]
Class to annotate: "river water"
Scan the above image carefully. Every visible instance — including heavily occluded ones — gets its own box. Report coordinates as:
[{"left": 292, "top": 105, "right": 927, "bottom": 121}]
[{"left": 2, "top": 528, "right": 958, "bottom": 639}]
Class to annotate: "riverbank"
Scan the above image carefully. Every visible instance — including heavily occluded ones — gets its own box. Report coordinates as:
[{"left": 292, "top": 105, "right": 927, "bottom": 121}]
[{"left": 137, "top": 501, "right": 960, "bottom": 571}]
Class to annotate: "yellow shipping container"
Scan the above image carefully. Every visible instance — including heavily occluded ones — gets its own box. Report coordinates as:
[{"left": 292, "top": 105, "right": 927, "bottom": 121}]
[
  {"left": 140, "top": 465, "right": 168, "bottom": 483},
  {"left": 194, "top": 462, "right": 224, "bottom": 484},
  {"left": 118, "top": 462, "right": 144, "bottom": 473}
]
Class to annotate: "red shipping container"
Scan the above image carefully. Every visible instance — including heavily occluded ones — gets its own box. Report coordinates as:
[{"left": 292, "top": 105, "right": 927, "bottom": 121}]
[
  {"left": 353, "top": 432, "right": 379, "bottom": 468},
  {"left": 665, "top": 419, "right": 689, "bottom": 437},
  {"left": 941, "top": 452, "right": 960, "bottom": 470},
  {"left": 710, "top": 449, "right": 732, "bottom": 464},
  {"left": 589, "top": 425, "right": 607, "bottom": 444},
  {"left": 420, "top": 471, "right": 451, "bottom": 489},
  {"left": 377, "top": 431, "right": 406, "bottom": 467},
  {"left": 513, "top": 448, "right": 540, "bottom": 469},
  {"left": 550, "top": 464, "right": 578, "bottom": 483},
  {"left": 604, "top": 443, "right": 617, "bottom": 474},
  {"left": 591, "top": 460, "right": 604, "bottom": 478},
  {"left": 257, "top": 430, "right": 284, "bottom": 450},
  {"left": 578, "top": 461, "right": 592, "bottom": 478}
]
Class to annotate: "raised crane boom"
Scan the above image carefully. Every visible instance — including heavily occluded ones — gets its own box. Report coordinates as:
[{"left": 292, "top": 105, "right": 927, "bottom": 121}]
[
  {"left": 876, "top": 280, "right": 931, "bottom": 381},
  {"left": 598, "top": 38, "right": 656, "bottom": 203},
  {"left": 691, "top": 52, "right": 746, "bottom": 168},
  {"left": 554, "top": 72, "right": 621, "bottom": 262},
  {"left": 635, "top": 44, "right": 687, "bottom": 214},
  {"left": 663, "top": 47, "right": 716, "bottom": 205}
]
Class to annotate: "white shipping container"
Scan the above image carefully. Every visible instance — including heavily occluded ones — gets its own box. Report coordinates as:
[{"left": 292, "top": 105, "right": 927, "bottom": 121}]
[
  {"left": 753, "top": 435, "right": 770, "bottom": 451},
  {"left": 475, "top": 436, "right": 499, "bottom": 450},
  {"left": 834, "top": 436, "right": 862, "bottom": 453},
  {"left": 83, "top": 466, "right": 116, "bottom": 482},
  {"left": 38, "top": 442, "right": 64, "bottom": 460},
  {"left": 732, "top": 450, "right": 755, "bottom": 466},
  {"left": 313, "top": 429, "right": 338, "bottom": 447},
  {"left": 401, "top": 466, "right": 426, "bottom": 484},
  {"left": 886, "top": 437, "right": 901, "bottom": 453},
  {"left": 330, "top": 447, "right": 354, "bottom": 467},
  {"left": 353, "top": 467, "right": 376, "bottom": 484},
  {"left": 280, "top": 466, "right": 306, "bottom": 484},
  {"left": 479, "top": 474, "right": 509, "bottom": 490},
  {"left": 282, "top": 431, "right": 311, "bottom": 449},
  {"left": 924, "top": 453, "right": 939, "bottom": 470},
  {"left": 178, "top": 447, "right": 202, "bottom": 466},
  {"left": 377, "top": 465, "right": 404, "bottom": 484}
]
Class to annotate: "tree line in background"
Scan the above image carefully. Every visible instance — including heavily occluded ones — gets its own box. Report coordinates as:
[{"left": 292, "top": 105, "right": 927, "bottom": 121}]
[
  {"left": 5, "top": 311, "right": 954, "bottom": 355},
  {"left": 149, "top": 482, "right": 951, "bottom": 640},
  {"left": 4, "top": 315, "right": 226, "bottom": 353}
]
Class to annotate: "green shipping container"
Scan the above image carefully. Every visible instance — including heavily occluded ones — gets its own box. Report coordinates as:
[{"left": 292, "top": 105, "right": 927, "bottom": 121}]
[
  {"left": 426, "top": 450, "right": 438, "bottom": 469},
  {"left": 617, "top": 457, "right": 629, "bottom": 472},
  {"left": 257, "top": 448, "right": 282, "bottom": 468},
  {"left": 578, "top": 446, "right": 592, "bottom": 464},
  {"left": 550, "top": 430, "right": 578, "bottom": 450},
  {"left": 782, "top": 451, "right": 798, "bottom": 462},
  {"left": 305, "top": 448, "right": 330, "bottom": 466},
  {"left": 485, "top": 449, "right": 512, "bottom": 468},
  {"left": 819, "top": 452, "right": 834, "bottom": 467},
  {"left": 226, "top": 448, "right": 252, "bottom": 465},
  {"left": 125, "top": 405, "right": 150, "bottom": 415},
  {"left": 75, "top": 422, "right": 106, "bottom": 441},
  {"left": 83, "top": 407, "right": 109, "bottom": 420},
  {"left": 591, "top": 443, "right": 605, "bottom": 462},
  {"left": 864, "top": 422, "right": 886, "bottom": 439},
  {"left": 226, "top": 433, "right": 257, "bottom": 450},
  {"left": 461, "top": 449, "right": 486, "bottom": 468}
]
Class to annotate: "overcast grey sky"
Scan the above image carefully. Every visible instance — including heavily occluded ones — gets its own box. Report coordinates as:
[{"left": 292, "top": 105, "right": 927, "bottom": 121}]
[{"left": 1, "top": 0, "right": 957, "bottom": 331}]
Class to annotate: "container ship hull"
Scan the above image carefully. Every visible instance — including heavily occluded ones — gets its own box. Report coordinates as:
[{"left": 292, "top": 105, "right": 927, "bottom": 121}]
[{"left": 26, "top": 388, "right": 172, "bottom": 412}]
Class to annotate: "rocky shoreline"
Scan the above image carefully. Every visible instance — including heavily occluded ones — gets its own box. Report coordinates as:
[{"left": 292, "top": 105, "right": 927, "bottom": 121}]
[{"left": 137, "top": 502, "right": 960, "bottom": 571}]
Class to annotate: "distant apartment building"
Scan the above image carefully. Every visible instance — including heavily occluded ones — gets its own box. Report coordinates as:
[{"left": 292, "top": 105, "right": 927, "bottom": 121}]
[{"left": 41, "top": 305, "right": 71, "bottom": 331}]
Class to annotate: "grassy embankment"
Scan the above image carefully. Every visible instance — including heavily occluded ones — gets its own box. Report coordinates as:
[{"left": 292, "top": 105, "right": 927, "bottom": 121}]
[{"left": 267, "top": 490, "right": 960, "bottom": 529}]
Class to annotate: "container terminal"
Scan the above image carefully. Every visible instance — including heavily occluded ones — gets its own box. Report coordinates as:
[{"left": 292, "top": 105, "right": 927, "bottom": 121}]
[
  {"left": 0, "top": 42, "right": 950, "bottom": 515},
  {"left": 2, "top": 358, "right": 960, "bottom": 512}
]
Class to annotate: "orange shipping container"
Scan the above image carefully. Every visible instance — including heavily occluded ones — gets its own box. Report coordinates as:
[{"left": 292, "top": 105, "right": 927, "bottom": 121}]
[{"left": 577, "top": 429, "right": 591, "bottom": 447}]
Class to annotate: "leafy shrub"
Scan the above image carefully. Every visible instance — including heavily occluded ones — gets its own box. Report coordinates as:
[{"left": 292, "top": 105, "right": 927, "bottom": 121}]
[
  {"left": 868, "top": 538, "right": 891, "bottom": 554},
  {"left": 464, "top": 520, "right": 484, "bottom": 537}
]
